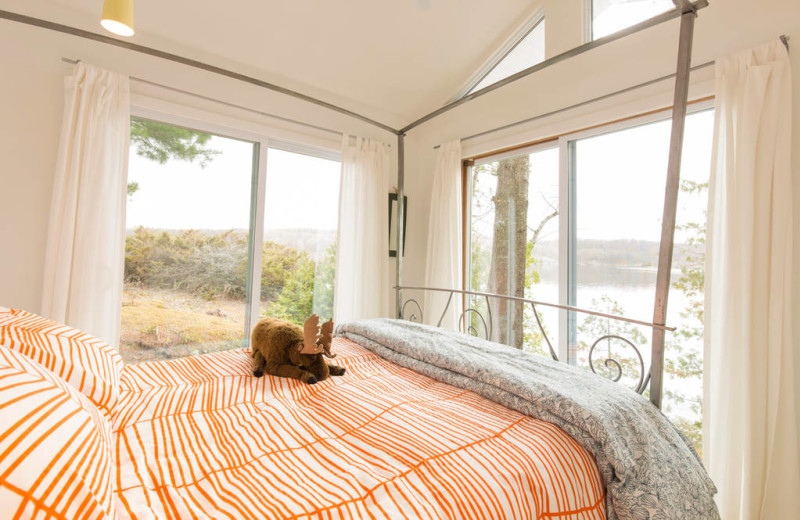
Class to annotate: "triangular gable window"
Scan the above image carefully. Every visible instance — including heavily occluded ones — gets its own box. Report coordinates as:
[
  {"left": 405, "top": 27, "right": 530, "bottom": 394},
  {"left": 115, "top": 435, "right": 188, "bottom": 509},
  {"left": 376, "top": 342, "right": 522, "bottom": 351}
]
[{"left": 463, "top": 17, "right": 545, "bottom": 97}]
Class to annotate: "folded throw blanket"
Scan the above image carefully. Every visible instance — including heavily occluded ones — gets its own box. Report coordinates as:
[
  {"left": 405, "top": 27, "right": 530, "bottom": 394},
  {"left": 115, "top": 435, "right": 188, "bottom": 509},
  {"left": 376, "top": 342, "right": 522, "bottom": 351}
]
[{"left": 338, "top": 319, "right": 719, "bottom": 520}]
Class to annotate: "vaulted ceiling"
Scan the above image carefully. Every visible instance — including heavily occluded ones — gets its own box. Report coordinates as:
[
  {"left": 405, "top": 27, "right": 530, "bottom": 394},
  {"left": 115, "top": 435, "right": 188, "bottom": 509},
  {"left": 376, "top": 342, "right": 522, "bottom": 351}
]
[{"left": 15, "top": 0, "right": 544, "bottom": 127}]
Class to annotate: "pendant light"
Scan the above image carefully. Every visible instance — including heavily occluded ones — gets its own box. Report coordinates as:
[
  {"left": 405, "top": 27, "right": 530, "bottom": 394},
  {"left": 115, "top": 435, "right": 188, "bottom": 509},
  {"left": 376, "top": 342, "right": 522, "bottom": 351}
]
[{"left": 100, "top": 0, "right": 135, "bottom": 37}]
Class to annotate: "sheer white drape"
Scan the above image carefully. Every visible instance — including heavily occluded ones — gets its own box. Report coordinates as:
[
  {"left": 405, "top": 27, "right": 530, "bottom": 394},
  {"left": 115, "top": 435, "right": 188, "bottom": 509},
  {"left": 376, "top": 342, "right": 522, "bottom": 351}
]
[
  {"left": 424, "top": 140, "right": 463, "bottom": 330},
  {"left": 41, "top": 63, "right": 130, "bottom": 345},
  {"left": 704, "top": 39, "right": 799, "bottom": 519},
  {"left": 334, "top": 135, "right": 392, "bottom": 323}
]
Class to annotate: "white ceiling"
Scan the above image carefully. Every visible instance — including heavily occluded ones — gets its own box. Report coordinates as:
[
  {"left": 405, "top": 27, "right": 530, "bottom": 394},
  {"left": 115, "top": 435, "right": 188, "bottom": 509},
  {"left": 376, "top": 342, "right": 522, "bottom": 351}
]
[{"left": 38, "top": 0, "right": 543, "bottom": 128}]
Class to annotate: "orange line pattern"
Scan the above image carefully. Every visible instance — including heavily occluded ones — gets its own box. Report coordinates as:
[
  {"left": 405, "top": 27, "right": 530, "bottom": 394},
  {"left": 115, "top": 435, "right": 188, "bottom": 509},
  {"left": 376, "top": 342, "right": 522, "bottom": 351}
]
[
  {"left": 114, "top": 340, "right": 606, "bottom": 519},
  {"left": 0, "top": 346, "right": 117, "bottom": 519},
  {"left": 0, "top": 308, "right": 606, "bottom": 519},
  {"left": 0, "top": 309, "right": 123, "bottom": 418}
]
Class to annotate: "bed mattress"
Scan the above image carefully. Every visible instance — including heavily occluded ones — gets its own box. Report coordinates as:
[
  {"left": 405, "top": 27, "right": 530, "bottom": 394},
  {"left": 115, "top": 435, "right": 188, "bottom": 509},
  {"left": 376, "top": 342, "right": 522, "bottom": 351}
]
[{"left": 112, "top": 338, "right": 606, "bottom": 519}]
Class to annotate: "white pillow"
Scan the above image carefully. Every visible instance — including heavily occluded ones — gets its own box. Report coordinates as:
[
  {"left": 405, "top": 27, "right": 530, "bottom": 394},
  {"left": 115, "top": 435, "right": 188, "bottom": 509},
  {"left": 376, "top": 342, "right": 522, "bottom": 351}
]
[
  {"left": 0, "top": 309, "right": 123, "bottom": 418},
  {"left": 0, "top": 346, "right": 117, "bottom": 519}
]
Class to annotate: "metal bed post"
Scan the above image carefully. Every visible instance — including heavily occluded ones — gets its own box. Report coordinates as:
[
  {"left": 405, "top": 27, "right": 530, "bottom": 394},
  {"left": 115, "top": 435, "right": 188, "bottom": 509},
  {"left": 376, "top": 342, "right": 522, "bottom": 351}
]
[
  {"left": 396, "top": 134, "right": 406, "bottom": 318},
  {"left": 649, "top": 5, "right": 696, "bottom": 408}
]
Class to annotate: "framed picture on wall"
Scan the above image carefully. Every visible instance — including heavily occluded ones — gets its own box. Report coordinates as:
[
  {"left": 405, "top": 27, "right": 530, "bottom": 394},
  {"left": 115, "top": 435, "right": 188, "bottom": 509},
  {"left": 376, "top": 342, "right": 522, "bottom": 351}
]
[{"left": 388, "top": 193, "right": 407, "bottom": 257}]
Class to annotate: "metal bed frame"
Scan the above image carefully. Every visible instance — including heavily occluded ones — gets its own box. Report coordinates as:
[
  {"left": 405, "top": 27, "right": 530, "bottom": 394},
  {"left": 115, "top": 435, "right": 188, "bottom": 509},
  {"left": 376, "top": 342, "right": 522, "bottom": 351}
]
[
  {"left": 0, "top": 0, "right": 732, "bottom": 407},
  {"left": 395, "top": 285, "right": 677, "bottom": 396},
  {"left": 395, "top": 1, "right": 705, "bottom": 408}
]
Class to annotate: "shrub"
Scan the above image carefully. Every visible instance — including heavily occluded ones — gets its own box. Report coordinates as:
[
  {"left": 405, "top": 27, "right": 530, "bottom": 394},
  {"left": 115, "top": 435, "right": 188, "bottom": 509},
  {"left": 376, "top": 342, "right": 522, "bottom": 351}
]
[{"left": 124, "top": 228, "right": 305, "bottom": 302}]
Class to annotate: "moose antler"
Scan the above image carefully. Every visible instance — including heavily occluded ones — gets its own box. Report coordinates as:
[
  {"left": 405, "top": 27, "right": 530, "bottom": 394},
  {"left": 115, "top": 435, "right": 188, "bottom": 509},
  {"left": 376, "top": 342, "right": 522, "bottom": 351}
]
[
  {"left": 320, "top": 318, "right": 336, "bottom": 358},
  {"left": 300, "top": 315, "right": 324, "bottom": 355}
]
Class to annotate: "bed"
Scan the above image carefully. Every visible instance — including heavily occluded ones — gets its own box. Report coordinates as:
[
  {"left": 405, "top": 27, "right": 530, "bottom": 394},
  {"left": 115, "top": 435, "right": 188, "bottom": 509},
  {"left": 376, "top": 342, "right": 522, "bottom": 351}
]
[{"left": 0, "top": 308, "right": 717, "bottom": 519}]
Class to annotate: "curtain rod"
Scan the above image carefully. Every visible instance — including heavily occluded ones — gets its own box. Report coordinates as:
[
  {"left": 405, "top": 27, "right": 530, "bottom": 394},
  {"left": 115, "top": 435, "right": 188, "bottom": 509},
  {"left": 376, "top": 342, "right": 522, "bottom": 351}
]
[
  {"left": 433, "top": 60, "right": 715, "bottom": 149},
  {"left": 63, "top": 57, "right": 393, "bottom": 147},
  {"left": 434, "top": 33, "right": 789, "bottom": 150},
  {"left": 0, "top": 9, "right": 400, "bottom": 135},
  {"left": 61, "top": 57, "right": 345, "bottom": 140},
  {"left": 401, "top": 0, "right": 710, "bottom": 133},
  {"left": 6, "top": 8, "right": 788, "bottom": 143}
]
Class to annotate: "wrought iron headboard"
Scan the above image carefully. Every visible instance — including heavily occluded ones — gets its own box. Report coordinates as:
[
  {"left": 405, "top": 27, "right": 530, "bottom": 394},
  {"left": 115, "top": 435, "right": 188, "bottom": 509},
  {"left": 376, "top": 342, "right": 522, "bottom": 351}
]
[{"left": 396, "top": 285, "right": 675, "bottom": 404}]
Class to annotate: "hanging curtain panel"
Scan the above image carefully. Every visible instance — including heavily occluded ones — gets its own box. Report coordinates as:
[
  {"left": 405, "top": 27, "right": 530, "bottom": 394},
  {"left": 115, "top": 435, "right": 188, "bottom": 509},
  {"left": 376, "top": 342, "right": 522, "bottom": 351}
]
[
  {"left": 334, "top": 135, "right": 392, "bottom": 323},
  {"left": 41, "top": 63, "right": 130, "bottom": 345},
  {"left": 704, "top": 39, "right": 799, "bottom": 519},
  {"left": 424, "top": 140, "right": 463, "bottom": 330}
]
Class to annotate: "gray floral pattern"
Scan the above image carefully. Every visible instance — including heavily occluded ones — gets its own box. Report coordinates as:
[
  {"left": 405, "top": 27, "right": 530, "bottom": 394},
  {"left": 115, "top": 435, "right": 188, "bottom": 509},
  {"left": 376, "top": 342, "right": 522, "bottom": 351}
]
[{"left": 338, "top": 319, "right": 719, "bottom": 520}]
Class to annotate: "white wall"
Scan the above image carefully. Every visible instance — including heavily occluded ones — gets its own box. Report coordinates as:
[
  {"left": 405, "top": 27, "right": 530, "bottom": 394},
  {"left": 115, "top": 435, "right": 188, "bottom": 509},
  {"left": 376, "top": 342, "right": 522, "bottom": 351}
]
[{"left": 0, "top": 16, "right": 398, "bottom": 314}]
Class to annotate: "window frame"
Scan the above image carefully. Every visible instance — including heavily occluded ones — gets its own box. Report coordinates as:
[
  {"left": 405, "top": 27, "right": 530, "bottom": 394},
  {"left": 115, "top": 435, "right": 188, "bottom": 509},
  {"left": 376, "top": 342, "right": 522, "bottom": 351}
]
[
  {"left": 451, "top": 10, "right": 546, "bottom": 102},
  {"left": 463, "top": 97, "right": 715, "bottom": 362},
  {"left": 128, "top": 100, "right": 341, "bottom": 350}
]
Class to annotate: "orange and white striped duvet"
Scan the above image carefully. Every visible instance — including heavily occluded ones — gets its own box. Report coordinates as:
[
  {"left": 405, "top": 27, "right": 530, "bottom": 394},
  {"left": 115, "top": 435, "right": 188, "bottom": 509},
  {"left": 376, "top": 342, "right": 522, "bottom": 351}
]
[{"left": 112, "top": 339, "right": 606, "bottom": 519}]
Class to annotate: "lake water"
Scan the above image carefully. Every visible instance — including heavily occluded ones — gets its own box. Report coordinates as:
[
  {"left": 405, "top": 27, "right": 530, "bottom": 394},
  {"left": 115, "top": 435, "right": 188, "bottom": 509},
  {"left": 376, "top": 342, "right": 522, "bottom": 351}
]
[{"left": 519, "top": 262, "right": 703, "bottom": 422}]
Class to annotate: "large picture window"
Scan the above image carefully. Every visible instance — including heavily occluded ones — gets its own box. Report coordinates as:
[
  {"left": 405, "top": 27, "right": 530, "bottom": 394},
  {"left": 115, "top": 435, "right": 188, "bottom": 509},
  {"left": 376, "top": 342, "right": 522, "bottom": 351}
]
[
  {"left": 466, "top": 105, "right": 714, "bottom": 451},
  {"left": 121, "top": 117, "right": 340, "bottom": 364}
]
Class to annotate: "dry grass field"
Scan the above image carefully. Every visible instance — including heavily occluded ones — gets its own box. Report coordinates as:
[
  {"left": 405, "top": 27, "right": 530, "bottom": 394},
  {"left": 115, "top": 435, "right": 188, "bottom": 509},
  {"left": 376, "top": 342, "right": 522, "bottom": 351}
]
[{"left": 119, "top": 285, "right": 246, "bottom": 363}]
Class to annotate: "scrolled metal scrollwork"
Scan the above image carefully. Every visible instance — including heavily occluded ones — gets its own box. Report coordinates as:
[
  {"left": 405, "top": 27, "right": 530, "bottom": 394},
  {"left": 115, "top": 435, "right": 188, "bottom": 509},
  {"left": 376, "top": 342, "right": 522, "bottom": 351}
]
[
  {"left": 588, "top": 334, "right": 646, "bottom": 393},
  {"left": 400, "top": 299, "right": 423, "bottom": 323},
  {"left": 458, "top": 308, "right": 489, "bottom": 340},
  {"left": 530, "top": 302, "right": 559, "bottom": 361}
]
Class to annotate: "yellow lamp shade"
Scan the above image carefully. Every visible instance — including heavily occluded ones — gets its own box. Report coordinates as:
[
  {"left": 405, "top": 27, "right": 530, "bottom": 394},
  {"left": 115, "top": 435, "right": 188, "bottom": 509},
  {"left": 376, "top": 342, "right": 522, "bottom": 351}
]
[{"left": 101, "top": 0, "right": 134, "bottom": 37}]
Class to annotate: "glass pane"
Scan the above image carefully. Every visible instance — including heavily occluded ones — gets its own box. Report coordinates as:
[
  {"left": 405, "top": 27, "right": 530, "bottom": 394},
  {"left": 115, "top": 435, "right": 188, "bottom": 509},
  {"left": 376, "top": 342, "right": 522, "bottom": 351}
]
[
  {"left": 469, "top": 146, "right": 559, "bottom": 357},
  {"left": 470, "top": 19, "right": 546, "bottom": 94},
  {"left": 570, "top": 109, "right": 714, "bottom": 452},
  {"left": 664, "top": 110, "right": 713, "bottom": 454},
  {"left": 122, "top": 118, "right": 255, "bottom": 363},
  {"left": 259, "top": 148, "right": 340, "bottom": 326},
  {"left": 592, "top": 0, "right": 674, "bottom": 39}
]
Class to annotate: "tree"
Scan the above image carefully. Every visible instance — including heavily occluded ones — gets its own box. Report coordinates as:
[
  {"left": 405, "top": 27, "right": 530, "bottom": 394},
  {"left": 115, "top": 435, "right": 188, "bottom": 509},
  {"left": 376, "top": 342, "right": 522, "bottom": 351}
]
[
  {"left": 130, "top": 118, "right": 220, "bottom": 166},
  {"left": 268, "top": 242, "right": 337, "bottom": 325},
  {"left": 269, "top": 253, "right": 316, "bottom": 325},
  {"left": 661, "top": 179, "right": 707, "bottom": 454},
  {"left": 488, "top": 155, "right": 529, "bottom": 348},
  {"left": 127, "top": 118, "right": 221, "bottom": 197},
  {"left": 312, "top": 242, "right": 337, "bottom": 319}
]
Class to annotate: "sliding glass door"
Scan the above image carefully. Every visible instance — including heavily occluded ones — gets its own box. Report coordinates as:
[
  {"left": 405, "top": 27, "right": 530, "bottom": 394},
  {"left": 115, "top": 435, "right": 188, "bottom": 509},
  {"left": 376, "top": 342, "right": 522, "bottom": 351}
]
[
  {"left": 121, "top": 117, "right": 340, "bottom": 364},
  {"left": 466, "top": 104, "right": 714, "bottom": 451},
  {"left": 468, "top": 142, "right": 560, "bottom": 356},
  {"left": 258, "top": 145, "right": 341, "bottom": 324}
]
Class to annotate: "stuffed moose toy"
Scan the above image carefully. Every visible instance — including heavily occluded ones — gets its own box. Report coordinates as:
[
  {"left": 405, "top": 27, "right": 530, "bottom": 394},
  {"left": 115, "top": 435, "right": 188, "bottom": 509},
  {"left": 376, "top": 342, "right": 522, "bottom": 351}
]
[{"left": 251, "top": 314, "right": 346, "bottom": 384}]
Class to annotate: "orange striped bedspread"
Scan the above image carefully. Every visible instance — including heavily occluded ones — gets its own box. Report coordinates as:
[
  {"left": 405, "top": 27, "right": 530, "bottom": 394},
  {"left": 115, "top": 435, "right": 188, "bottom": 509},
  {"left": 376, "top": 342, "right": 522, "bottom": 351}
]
[{"left": 112, "top": 338, "right": 605, "bottom": 519}]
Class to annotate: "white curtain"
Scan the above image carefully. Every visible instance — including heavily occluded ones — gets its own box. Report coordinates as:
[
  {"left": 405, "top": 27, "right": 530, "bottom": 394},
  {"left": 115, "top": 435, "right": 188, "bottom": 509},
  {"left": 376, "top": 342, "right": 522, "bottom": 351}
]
[
  {"left": 41, "top": 63, "right": 130, "bottom": 345},
  {"left": 424, "top": 140, "right": 463, "bottom": 330},
  {"left": 334, "top": 135, "right": 392, "bottom": 323},
  {"left": 704, "top": 39, "right": 799, "bottom": 519}
]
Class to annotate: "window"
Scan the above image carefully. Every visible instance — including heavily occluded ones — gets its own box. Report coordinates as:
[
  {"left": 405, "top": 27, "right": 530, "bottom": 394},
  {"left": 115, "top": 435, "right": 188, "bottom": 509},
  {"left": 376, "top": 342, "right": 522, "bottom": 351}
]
[
  {"left": 466, "top": 106, "right": 714, "bottom": 451},
  {"left": 121, "top": 117, "right": 340, "bottom": 364},
  {"left": 591, "top": 0, "right": 674, "bottom": 39},
  {"left": 259, "top": 146, "right": 340, "bottom": 323},
  {"left": 468, "top": 143, "right": 559, "bottom": 354},
  {"left": 464, "top": 17, "right": 546, "bottom": 97}
]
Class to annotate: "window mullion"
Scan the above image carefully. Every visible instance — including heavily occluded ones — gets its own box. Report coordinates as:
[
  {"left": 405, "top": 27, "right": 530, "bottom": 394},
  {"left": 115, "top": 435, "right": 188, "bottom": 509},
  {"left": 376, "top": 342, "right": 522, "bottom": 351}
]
[
  {"left": 245, "top": 139, "right": 269, "bottom": 346},
  {"left": 558, "top": 136, "right": 572, "bottom": 364}
]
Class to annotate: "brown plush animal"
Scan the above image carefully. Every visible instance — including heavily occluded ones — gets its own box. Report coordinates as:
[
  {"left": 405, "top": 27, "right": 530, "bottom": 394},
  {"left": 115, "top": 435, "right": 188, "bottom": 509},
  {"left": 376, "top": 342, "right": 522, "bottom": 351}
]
[{"left": 251, "top": 315, "right": 346, "bottom": 384}]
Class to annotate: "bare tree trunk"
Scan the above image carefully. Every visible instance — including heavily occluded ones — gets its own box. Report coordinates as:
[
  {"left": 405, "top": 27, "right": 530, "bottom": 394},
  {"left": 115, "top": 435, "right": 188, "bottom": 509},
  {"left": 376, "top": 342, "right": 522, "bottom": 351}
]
[{"left": 489, "top": 155, "right": 529, "bottom": 348}]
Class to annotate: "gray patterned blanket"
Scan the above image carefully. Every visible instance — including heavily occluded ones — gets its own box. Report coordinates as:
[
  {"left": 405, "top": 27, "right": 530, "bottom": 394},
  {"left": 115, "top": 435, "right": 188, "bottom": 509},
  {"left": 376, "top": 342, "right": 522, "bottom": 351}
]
[{"left": 337, "top": 319, "right": 719, "bottom": 520}]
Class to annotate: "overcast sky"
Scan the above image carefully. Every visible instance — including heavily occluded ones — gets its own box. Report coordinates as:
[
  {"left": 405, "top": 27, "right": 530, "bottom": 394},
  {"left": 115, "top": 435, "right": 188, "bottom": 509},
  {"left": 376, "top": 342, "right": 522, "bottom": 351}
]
[
  {"left": 126, "top": 139, "right": 340, "bottom": 232},
  {"left": 471, "top": 109, "right": 713, "bottom": 244}
]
